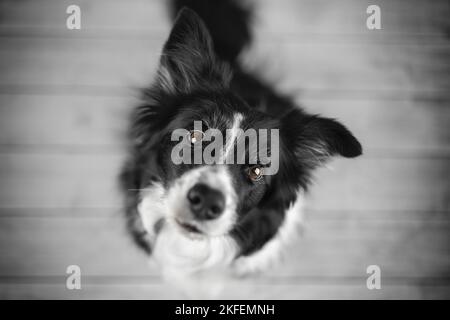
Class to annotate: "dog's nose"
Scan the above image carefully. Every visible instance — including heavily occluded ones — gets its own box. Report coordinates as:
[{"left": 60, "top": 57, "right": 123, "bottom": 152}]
[{"left": 187, "top": 183, "right": 225, "bottom": 220}]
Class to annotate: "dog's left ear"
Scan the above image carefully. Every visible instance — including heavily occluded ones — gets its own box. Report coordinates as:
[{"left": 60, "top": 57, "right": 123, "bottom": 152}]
[
  {"left": 156, "top": 8, "right": 231, "bottom": 94},
  {"left": 281, "top": 109, "right": 362, "bottom": 168}
]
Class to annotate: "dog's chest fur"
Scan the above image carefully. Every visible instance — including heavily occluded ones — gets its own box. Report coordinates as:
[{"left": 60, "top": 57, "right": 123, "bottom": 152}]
[{"left": 137, "top": 183, "right": 305, "bottom": 296}]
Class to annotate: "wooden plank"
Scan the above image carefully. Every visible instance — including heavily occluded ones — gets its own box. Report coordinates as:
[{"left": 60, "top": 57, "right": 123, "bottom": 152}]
[
  {"left": 0, "top": 0, "right": 170, "bottom": 33},
  {"left": 221, "top": 283, "right": 450, "bottom": 300},
  {"left": 0, "top": 154, "right": 448, "bottom": 211},
  {"left": 0, "top": 282, "right": 183, "bottom": 300},
  {"left": 254, "top": 0, "right": 450, "bottom": 37},
  {"left": 0, "top": 95, "right": 134, "bottom": 147},
  {"left": 0, "top": 95, "right": 448, "bottom": 151},
  {"left": 277, "top": 217, "right": 450, "bottom": 278},
  {"left": 300, "top": 98, "right": 450, "bottom": 153},
  {"left": 0, "top": 38, "right": 162, "bottom": 89},
  {"left": 0, "top": 214, "right": 448, "bottom": 280},
  {"left": 243, "top": 41, "right": 450, "bottom": 97},
  {"left": 0, "top": 282, "right": 449, "bottom": 299},
  {"left": 307, "top": 157, "right": 449, "bottom": 211},
  {"left": 0, "top": 38, "right": 448, "bottom": 95},
  {"left": 0, "top": 153, "right": 125, "bottom": 209},
  {"left": 0, "top": 0, "right": 448, "bottom": 37},
  {"left": 0, "top": 215, "right": 155, "bottom": 277}
]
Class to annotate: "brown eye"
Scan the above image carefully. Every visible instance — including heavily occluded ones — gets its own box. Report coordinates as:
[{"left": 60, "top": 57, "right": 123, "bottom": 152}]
[
  {"left": 188, "top": 130, "right": 204, "bottom": 144},
  {"left": 248, "top": 166, "right": 263, "bottom": 182}
]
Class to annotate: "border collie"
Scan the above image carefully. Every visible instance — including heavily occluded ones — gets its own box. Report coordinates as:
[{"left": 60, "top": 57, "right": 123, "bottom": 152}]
[{"left": 120, "top": 0, "right": 362, "bottom": 296}]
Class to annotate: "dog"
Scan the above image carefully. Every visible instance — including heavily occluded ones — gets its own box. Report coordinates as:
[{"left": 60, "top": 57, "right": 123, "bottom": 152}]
[{"left": 120, "top": 0, "right": 362, "bottom": 297}]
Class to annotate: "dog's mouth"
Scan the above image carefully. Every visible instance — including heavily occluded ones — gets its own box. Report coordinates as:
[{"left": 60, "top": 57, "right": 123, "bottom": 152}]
[{"left": 175, "top": 217, "right": 202, "bottom": 235}]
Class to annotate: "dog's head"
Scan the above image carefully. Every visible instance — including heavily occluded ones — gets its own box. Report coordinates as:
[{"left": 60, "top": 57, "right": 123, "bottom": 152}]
[{"left": 131, "top": 9, "right": 362, "bottom": 245}]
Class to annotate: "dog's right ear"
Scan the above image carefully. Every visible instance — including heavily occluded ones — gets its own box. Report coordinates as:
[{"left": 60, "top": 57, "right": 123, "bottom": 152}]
[
  {"left": 280, "top": 108, "right": 362, "bottom": 169},
  {"left": 156, "top": 8, "right": 231, "bottom": 94}
]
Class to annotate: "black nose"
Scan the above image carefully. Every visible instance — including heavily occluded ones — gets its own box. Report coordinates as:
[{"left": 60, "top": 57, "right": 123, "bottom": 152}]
[{"left": 187, "top": 183, "right": 225, "bottom": 220}]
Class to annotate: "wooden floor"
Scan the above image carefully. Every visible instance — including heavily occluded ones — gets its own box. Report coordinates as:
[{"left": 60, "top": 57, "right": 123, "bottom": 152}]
[{"left": 0, "top": 0, "right": 449, "bottom": 299}]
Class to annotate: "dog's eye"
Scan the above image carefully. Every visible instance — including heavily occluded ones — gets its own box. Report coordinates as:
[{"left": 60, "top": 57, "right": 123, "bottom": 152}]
[
  {"left": 188, "top": 130, "right": 204, "bottom": 144},
  {"left": 247, "top": 166, "right": 263, "bottom": 182}
]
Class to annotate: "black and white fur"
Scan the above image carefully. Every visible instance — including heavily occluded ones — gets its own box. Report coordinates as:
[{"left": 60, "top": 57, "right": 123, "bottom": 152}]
[{"left": 120, "top": 0, "right": 362, "bottom": 296}]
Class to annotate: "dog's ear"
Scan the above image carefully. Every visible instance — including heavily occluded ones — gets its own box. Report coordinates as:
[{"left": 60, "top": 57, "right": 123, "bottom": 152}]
[
  {"left": 156, "top": 8, "right": 231, "bottom": 94},
  {"left": 261, "top": 109, "right": 362, "bottom": 207},
  {"left": 281, "top": 109, "right": 362, "bottom": 168}
]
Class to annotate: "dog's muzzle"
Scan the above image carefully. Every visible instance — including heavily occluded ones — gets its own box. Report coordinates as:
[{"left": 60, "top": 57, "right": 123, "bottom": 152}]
[{"left": 187, "top": 183, "right": 225, "bottom": 220}]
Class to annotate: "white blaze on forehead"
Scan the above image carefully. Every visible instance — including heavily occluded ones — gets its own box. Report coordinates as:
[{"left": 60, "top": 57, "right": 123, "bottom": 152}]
[{"left": 223, "top": 113, "right": 244, "bottom": 161}]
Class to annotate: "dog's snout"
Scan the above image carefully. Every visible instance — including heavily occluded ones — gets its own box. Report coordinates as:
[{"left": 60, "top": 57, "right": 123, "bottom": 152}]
[{"left": 187, "top": 183, "right": 225, "bottom": 220}]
